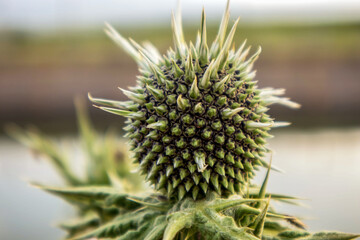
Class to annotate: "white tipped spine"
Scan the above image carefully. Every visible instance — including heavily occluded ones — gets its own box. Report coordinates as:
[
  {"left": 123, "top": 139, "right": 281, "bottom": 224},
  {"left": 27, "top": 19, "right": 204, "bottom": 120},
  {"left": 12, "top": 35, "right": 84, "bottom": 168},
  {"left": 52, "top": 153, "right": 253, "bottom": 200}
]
[
  {"left": 246, "top": 121, "right": 273, "bottom": 128},
  {"left": 104, "top": 23, "right": 146, "bottom": 69},
  {"left": 119, "top": 87, "right": 145, "bottom": 104},
  {"left": 263, "top": 96, "right": 301, "bottom": 109},
  {"left": 272, "top": 121, "right": 291, "bottom": 128}
]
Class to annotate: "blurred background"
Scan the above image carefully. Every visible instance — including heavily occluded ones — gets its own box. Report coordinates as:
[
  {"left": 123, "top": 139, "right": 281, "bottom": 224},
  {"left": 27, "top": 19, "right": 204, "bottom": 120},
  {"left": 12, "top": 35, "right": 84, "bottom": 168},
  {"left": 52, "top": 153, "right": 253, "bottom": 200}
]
[{"left": 0, "top": 0, "right": 359, "bottom": 239}]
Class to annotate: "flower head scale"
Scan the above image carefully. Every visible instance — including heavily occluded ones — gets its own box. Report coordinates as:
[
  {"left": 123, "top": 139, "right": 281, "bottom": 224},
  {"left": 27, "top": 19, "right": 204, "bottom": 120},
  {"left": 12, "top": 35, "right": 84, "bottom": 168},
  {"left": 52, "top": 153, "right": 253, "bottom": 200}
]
[{"left": 90, "top": 0, "right": 299, "bottom": 200}]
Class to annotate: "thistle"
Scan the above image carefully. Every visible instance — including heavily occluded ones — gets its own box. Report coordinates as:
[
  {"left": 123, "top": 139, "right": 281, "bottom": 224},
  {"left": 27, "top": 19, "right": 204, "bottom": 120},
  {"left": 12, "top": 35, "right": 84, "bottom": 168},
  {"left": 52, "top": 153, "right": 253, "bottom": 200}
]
[
  {"left": 9, "top": 1, "right": 359, "bottom": 240},
  {"left": 90, "top": 1, "right": 300, "bottom": 200}
]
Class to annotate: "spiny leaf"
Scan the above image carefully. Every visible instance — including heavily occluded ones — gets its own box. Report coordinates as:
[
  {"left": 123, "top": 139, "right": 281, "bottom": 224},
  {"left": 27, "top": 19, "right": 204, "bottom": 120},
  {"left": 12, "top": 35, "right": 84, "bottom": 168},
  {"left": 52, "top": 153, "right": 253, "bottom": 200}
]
[
  {"left": 200, "top": 208, "right": 260, "bottom": 240},
  {"left": 253, "top": 197, "right": 271, "bottom": 238},
  {"left": 59, "top": 214, "right": 99, "bottom": 237},
  {"left": 305, "top": 232, "right": 360, "bottom": 240},
  {"left": 255, "top": 156, "right": 272, "bottom": 209},
  {"left": 116, "top": 222, "right": 150, "bottom": 240},
  {"left": 126, "top": 197, "right": 169, "bottom": 211},
  {"left": 143, "top": 216, "right": 167, "bottom": 240},
  {"left": 210, "top": 198, "right": 265, "bottom": 212},
  {"left": 163, "top": 212, "right": 194, "bottom": 240},
  {"left": 277, "top": 230, "right": 310, "bottom": 239},
  {"left": 35, "top": 185, "right": 141, "bottom": 210}
]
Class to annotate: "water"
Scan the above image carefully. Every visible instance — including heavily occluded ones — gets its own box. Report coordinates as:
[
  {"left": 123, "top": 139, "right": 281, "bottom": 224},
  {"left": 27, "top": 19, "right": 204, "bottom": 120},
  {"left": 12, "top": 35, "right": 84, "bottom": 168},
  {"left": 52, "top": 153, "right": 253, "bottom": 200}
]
[{"left": 0, "top": 128, "right": 359, "bottom": 239}]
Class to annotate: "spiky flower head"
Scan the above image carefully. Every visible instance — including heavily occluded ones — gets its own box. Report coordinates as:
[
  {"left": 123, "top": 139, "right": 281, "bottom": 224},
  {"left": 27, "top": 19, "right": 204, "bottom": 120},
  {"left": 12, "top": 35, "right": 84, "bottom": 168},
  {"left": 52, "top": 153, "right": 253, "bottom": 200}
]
[{"left": 90, "top": 1, "right": 299, "bottom": 200}]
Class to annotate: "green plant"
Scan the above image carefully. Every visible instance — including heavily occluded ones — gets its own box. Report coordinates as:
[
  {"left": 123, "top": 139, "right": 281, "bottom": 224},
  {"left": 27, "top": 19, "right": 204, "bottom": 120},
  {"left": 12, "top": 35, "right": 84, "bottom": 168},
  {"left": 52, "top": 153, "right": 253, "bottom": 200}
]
[
  {"left": 7, "top": 99, "right": 145, "bottom": 236},
  {"left": 10, "top": 1, "right": 359, "bottom": 240},
  {"left": 89, "top": 3, "right": 300, "bottom": 201}
]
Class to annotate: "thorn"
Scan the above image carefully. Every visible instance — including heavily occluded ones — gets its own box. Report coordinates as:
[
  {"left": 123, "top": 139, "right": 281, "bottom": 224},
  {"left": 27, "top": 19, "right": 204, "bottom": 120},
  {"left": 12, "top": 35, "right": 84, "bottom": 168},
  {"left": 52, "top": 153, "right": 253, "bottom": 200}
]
[
  {"left": 222, "top": 107, "right": 244, "bottom": 119},
  {"left": 171, "top": 59, "right": 184, "bottom": 77},
  {"left": 185, "top": 51, "right": 195, "bottom": 81},
  {"left": 246, "top": 121, "right": 272, "bottom": 128},
  {"left": 171, "top": 9, "right": 185, "bottom": 58},
  {"left": 138, "top": 51, "right": 166, "bottom": 85},
  {"left": 177, "top": 94, "right": 190, "bottom": 111},
  {"left": 217, "top": 0, "right": 231, "bottom": 48},
  {"left": 199, "top": 60, "right": 215, "bottom": 89},
  {"left": 178, "top": 185, "right": 186, "bottom": 200},
  {"left": 199, "top": 7, "right": 209, "bottom": 65},
  {"left": 213, "top": 74, "right": 231, "bottom": 93},
  {"left": 104, "top": 22, "right": 144, "bottom": 67},
  {"left": 243, "top": 46, "right": 262, "bottom": 68},
  {"left": 88, "top": 93, "right": 133, "bottom": 109},
  {"left": 147, "top": 120, "right": 168, "bottom": 132},
  {"left": 146, "top": 85, "right": 164, "bottom": 100},
  {"left": 189, "top": 76, "right": 200, "bottom": 99},
  {"left": 272, "top": 121, "right": 291, "bottom": 128},
  {"left": 118, "top": 87, "right": 145, "bottom": 104}
]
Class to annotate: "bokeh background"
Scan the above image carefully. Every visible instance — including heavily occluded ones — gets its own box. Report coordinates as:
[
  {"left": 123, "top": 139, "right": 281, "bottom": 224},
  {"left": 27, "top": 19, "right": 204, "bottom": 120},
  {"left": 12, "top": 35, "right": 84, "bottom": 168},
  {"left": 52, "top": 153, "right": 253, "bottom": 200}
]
[{"left": 1, "top": 0, "right": 359, "bottom": 239}]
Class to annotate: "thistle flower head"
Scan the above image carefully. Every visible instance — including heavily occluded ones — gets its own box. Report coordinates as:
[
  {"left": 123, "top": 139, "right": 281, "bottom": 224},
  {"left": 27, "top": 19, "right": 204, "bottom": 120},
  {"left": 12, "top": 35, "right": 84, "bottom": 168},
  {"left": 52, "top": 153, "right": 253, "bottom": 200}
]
[{"left": 90, "top": 0, "right": 299, "bottom": 200}]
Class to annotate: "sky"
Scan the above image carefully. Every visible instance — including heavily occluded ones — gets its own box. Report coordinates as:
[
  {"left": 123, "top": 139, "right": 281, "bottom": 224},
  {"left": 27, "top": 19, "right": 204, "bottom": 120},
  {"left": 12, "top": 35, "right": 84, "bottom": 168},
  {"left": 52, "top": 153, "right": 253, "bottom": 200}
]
[{"left": 0, "top": 0, "right": 360, "bottom": 31}]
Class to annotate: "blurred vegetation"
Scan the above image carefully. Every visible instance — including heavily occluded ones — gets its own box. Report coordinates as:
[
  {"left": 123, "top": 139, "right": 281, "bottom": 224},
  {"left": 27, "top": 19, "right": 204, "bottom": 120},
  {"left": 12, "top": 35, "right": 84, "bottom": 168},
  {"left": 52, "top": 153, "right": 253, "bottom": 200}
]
[
  {"left": 1, "top": 22, "right": 359, "bottom": 67},
  {"left": 6, "top": 98, "right": 144, "bottom": 189},
  {"left": 1, "top": 22, "right": 359, "bottom": 132}
]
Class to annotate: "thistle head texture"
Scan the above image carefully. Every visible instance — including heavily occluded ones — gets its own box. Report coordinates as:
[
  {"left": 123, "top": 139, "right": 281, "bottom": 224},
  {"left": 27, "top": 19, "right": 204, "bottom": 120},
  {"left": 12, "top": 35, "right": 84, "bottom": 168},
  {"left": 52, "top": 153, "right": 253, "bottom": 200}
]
[{"left": 90, "top": 0, "right": 300, "bottom": 200}]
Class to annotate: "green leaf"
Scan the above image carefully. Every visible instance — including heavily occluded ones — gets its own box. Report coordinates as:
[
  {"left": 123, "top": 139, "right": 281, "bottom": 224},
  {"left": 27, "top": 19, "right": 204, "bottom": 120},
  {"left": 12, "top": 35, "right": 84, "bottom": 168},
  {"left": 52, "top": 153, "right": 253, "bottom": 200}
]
[
  {"left": 59, "top": 214, "right": 100, "bottom": 237},
  {"left": 35, "top": 185, "right": 141, "bottom": 210},
  {"left": 200, "top": 208, "right": 260, "bottom": 240},
  {"left": 278, "top": 230, "right": 310, "bottom": 239},
  {"left": 306, "top": 232, "right": 360, "bottom": 240},
  {"left": 116, "top": 222, "right": 151, "bottom": 240},
  {"left": 143, "top": 216, "right": 167, "bottom": 240},
  {"left": 253, "top": 198, "right": 271, "bottom": 238},
  {"left": 74, "top": 210, "right": 160, "bottom": 239},
  {"left": 210, "top": 198, "right": 264, "bottom": 212},
  {"left": 163, "top": 212, "right": 193, "bottom": 240}
]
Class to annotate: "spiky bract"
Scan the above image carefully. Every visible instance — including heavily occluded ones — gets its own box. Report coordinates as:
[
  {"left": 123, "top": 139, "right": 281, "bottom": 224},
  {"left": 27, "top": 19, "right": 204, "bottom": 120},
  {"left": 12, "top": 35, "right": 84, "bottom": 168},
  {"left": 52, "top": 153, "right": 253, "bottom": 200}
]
[{"left": 90, "top": 1, "right": 300, "bottom": 200}]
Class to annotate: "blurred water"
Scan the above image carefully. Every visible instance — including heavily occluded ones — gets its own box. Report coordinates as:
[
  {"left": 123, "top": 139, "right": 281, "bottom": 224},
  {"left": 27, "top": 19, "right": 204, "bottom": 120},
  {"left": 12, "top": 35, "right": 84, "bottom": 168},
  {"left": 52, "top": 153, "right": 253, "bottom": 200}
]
[{"left": 0, "top": 128, "right": 359, "bottom": 239}]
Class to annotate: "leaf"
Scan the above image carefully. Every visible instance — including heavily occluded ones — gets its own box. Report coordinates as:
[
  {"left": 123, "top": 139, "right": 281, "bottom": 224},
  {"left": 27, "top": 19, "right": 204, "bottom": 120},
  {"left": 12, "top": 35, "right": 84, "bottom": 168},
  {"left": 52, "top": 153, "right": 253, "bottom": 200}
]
[
  {"left": 143, "top": 216, "right": 167, "bottom": 240},
  {"left": 126, "top": 197, "right": 169, "bottom": 211},
  {"left": 306, "top": 232, "right": 360, "bottom": 240},
  {"left": 72, "top": 212, "right": 137, "bottom": 239},
  {"left": 163, "top": 212, "right": 193, "bottom": 240},
  {"left": 278, "top": 230, "right": 310, "bottom": 239},
  {"left": 116, "top": 222, "right": 151, "bottom": 240},
  {"left": 75, "top": 98, "right": 107, "bottom": 185},
  {"left": 74, "top": 210, "right": 160, "bottom": 240},
  {"left": 35, "top": 185, "right": 141, "bottom": 210},
  {"left": 210, "top": 198, "right": 264, "bottom": 212},
  {"left": 258, "top": 157, "right": 272, "bottom": 200},
  {"left": 59, "top": 214, "right": 100, "bottom": 237},
  {"left": 200, "top": 208, "right": 260, "bottom": 240},
  {"left": 253, "top": 197, "right": 271, "bottom": 238}
]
